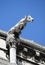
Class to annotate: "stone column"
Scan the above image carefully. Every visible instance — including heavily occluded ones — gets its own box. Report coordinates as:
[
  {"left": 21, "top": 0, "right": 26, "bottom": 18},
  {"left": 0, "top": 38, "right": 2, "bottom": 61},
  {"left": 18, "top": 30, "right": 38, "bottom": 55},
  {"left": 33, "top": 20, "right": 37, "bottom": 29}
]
[
  {"left": 6, "top": 34, "right": 17, "bottom": 64},
  {"left": 10, "top": 43, "right": 16, "bottom": 64}
]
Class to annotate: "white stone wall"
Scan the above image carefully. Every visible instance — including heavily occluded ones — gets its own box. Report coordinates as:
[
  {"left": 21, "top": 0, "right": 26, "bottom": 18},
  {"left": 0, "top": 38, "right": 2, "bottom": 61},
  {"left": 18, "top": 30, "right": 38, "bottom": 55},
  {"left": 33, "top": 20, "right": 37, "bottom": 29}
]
[{"left": 0, "top": 39, "right": 7, "bottom": 60}]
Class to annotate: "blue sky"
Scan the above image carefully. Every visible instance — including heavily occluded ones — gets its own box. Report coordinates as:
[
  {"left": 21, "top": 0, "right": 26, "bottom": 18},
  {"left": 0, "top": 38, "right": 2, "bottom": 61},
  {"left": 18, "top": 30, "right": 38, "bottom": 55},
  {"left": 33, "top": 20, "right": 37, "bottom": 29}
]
[{"left": 0, "top": 0, "right": 45, "bottom": 45}]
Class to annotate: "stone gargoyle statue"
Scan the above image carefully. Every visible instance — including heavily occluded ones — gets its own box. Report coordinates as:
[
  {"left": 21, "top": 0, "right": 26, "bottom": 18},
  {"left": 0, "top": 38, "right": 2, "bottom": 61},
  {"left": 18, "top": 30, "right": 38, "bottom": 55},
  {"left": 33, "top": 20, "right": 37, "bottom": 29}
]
[
  {"left": 0, "top": 15, "right": 34, "bottom": 59},
  {"left": 0, "top": 16, "right": 45, "bottom": 65},
  {"left": 8, "top": 15, "right": 34, "bottom": 37}
]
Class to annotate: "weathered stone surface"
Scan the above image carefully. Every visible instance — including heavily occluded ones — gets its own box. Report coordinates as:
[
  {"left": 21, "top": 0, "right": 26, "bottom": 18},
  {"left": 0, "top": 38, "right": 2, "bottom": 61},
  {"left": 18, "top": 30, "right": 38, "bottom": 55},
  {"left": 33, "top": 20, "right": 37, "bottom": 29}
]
[{"left": 0, "top": 58, "right": 16, "bottom": 65}]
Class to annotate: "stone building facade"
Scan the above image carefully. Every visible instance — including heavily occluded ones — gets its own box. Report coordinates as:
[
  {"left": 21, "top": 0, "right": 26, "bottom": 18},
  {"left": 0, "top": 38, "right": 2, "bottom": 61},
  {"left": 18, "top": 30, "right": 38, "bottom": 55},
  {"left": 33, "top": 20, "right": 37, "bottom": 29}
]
[
  {"left": 0, "top": 16, "right": 45, "bottom": 65},
  {"left": 0, "top": 38, "right": 45, "bottom": 65}
]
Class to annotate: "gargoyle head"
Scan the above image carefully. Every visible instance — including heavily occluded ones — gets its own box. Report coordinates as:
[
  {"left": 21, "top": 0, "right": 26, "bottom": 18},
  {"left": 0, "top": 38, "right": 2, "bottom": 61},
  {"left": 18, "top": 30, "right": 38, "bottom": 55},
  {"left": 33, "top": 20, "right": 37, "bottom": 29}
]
[{"left": 25, "top": 15, "right": 34, "bottom": 22}]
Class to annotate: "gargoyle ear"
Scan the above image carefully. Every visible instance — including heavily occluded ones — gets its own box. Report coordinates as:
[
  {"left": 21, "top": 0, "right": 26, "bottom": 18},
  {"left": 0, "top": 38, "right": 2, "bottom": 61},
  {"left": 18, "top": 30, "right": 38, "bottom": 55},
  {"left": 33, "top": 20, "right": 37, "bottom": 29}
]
[{"left": 25, "top": 16, "right": 28, "bottom": 19}]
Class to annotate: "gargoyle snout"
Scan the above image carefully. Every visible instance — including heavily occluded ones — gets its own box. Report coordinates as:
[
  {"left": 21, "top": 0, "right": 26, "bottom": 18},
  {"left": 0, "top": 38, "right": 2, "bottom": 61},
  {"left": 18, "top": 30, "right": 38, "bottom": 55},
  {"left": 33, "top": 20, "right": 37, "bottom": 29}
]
[{"left": 32, "top": 18, "right": 34, "bottom": 21}]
